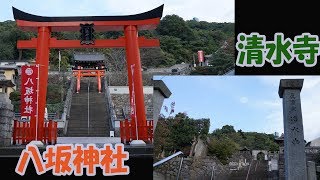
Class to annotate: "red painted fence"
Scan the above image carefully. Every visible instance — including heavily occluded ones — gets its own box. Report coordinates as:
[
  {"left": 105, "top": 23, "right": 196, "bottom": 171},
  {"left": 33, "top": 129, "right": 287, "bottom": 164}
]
[
  {"left": 12, "top": 119, "right": 58, "bottom": 145},
  {"left": 120, "top": 119, "right": 153, "bottom": 144}
]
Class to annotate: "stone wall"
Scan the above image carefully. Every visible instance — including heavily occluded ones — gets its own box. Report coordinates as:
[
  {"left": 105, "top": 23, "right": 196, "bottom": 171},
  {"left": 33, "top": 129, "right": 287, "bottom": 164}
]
[
  {"left": 228, "top": 150, "right": 252, "bottom": 170},
  {"left": 110, "top": 93, "right": 153, "bottom": 120},
  {"left": 154, "top": 156, "right": 230, "bottom": 180},
  {"left": 105, "top": 71, "right": 154, "bottom": 86},
  {"left": 147, "top": 63, "right": 193, "bottom": 75},
  {"left": 0, "top": 93, "right": 14, "bottom": 147}
]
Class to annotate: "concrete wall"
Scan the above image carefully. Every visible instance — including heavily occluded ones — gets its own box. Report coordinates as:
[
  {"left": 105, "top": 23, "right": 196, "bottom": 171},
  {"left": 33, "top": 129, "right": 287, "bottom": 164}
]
[
  {"left": 109, "top": 87, "right": 154, "bottom": 121},
  {"left": 252, "top": 150, "right": 268, "bottom": 160},
  {"left": 153, "top": 80, "right": 172, "bottom": 131},
  {"left": 109, "top": 86, "right": 153, "bottom": 94},
  {"left": 152, "top": 89, "right": 165, "bottom": 131}
]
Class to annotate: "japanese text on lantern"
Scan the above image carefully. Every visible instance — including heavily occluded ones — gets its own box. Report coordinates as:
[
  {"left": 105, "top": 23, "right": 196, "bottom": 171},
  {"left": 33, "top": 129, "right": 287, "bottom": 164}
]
[{"left": 20, "top": 65, "right": 39, "bottom": 117}]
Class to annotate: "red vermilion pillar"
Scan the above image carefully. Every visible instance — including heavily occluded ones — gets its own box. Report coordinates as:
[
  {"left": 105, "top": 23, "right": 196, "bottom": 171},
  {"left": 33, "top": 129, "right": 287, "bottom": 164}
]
[
  {"left": 77, "top": 70, "right": 81, "bottom": 93},
  {"left": 124, "top": 25, "right": 147, "bottom": 141},
  {"left": 97, "top": 70, "right": 101, "bottom": 93},
  {"left": 34, "top": 26, "right": 51, "bottom": 141}
]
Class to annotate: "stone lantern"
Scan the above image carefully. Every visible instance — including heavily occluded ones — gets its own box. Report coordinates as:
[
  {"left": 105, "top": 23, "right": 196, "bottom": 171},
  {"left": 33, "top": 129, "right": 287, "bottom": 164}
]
[{"left": 0, "top": 70, "right": 15, "bottom": 147}]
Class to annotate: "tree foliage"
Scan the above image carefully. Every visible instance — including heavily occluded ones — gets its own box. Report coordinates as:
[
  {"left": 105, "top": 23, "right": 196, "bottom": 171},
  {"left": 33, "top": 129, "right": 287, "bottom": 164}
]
[
  {"left": 0, "top": 16, "right": 234, "bottom": 72},
  {"left": 207, "top": 126, "right": 279, "bottom": 164},
  {"left": 208, "top": 136, "right": 239, "bottom": 164},
  {"left": 154, "top": 113, "right": 210, "bottom": 157}
]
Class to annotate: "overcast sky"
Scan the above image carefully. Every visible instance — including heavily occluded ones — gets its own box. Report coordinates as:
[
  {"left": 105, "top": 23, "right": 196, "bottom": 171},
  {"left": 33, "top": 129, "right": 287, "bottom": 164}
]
[
  {"left": 154, "top": 76, "right": 320, "bottom": 142},
  {"left": 0, "top": 0, "right": 234, "bottom": 22}
]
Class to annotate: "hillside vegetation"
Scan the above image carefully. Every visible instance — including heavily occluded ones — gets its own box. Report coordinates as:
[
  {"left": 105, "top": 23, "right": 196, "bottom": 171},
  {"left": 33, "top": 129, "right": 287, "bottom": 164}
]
[
  {"left": 154, "top": 113, "right": 279, "bottom": 164},
  {"left": 0, "top": 15, "right": 234, "bottom": 73}
]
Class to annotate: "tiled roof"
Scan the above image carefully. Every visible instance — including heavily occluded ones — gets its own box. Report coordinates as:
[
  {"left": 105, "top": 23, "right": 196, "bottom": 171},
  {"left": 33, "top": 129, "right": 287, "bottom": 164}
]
[{"left": 73, "top": 52, "right": 105, "bottom": 62}]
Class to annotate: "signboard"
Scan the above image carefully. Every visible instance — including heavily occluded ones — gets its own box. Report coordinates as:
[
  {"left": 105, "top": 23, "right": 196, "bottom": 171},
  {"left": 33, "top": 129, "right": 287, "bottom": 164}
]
[
  {"left": 20, "top": 65, "right": 39, "bottom": 117},
  {"left": 197, "top": 50, "right": 204, "bottom": 62}
]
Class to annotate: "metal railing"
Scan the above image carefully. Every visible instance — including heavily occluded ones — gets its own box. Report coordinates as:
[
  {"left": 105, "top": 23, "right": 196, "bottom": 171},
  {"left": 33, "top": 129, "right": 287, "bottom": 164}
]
[
  {"left": 14, "top": 112, "right": 58, "bottom": 120},
  {"left": 104, "top": 76, "right": 116, "bottom": 131},
  {"left": 153, "top": 151, "right": 184, "bottom": 180},
  {"left": 153, "top": 151, "right": 183, "bottom": 167},
  {"left": 62, "top": 77, "right": 76, "bottom": 135}
]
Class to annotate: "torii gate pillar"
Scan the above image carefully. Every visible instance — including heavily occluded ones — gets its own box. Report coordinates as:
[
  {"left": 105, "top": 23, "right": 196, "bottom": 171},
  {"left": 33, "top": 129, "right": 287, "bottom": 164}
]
[
  {"left": 34, "top": 26, "right": 51, "bottom": 139},
  {"left": 124, "top": 25, "right": 147, "bottom": 140}
]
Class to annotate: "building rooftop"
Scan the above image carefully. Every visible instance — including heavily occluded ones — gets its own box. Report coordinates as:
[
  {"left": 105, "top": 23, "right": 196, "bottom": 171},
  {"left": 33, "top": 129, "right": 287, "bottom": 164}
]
[
  {"left": 307, "top": 137, "right": 320, "bottom": 147},
  {"left": 153, "top": 80, "right": 172, "bottom": 98},
  {"left": 0, "top": 59, "right": 30, "bottom": 63},
  {"left": 0, "top": 65, "right": 18, "bottom": 70},
  {"left": 73, "top": 52, "right": 105, "bottom": 62}
]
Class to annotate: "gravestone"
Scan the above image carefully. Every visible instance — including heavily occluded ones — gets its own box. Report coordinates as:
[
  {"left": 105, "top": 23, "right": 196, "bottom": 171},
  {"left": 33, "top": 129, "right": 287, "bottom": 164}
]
[
  {"left": 278, "top": 79, "right": 307, "bottom": 180},
  {"left": 307, "top": 161, "right": 316, "bottom": 180}
]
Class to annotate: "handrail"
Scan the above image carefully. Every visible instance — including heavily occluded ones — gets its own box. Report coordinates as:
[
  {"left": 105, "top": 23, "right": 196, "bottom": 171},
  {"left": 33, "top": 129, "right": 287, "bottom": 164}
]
[
  {"left": 62, "top": 76, "right": 76, "bottom": 135},
  {"left": 104, "top": 75, "right": 116, "bottom": 131},
  {"left": 15, "top": 112, "right": 57, "bottom": 120},
  {"left": 153, "top": 151, "right": 183, "bottom": 167},
  {"left": 210, "top": 166, "right": 215, "bottom": 180},
  {"left": 176, "top": 156, "right": 184, "bottom": 180}
]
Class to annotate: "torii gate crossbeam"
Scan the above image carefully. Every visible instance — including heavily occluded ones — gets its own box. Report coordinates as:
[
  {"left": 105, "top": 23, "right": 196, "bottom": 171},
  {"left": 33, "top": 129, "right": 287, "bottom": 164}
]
[{"left": 13, "top": 5, "right": 164, "bottom": 144}]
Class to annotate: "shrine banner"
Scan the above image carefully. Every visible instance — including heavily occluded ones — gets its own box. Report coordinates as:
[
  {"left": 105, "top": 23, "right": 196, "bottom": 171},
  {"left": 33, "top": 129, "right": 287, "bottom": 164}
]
[{"left": 20, "top": 65, "right": 39, "bottom": 117}]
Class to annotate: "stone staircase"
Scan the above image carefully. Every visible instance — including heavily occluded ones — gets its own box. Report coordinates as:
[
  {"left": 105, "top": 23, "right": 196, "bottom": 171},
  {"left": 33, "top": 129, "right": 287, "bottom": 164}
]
[
  {"left": 248, "top": 160, "right": 268, "bottom": 179},
  {"left": 67, "top": 78, "right": 110, "bottom": 137},
  {"left": 229, "top": 160, "right": 268, "bottom": 180}
]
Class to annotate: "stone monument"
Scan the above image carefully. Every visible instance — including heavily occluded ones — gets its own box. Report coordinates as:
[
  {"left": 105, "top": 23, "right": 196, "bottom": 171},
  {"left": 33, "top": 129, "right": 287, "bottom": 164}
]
[{"left": 278, "top": 79, "right": 307, "bottom": 180}]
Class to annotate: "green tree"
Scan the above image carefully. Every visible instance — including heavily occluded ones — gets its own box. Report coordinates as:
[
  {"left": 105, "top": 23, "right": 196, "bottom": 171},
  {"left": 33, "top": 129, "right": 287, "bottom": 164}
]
[
  {"left": 157, "top": 15, "right": 195, "bottom": 41},
  {"left": 9, "top": 91, "right": 20, "bottom": 101},
  {"left": 0, "top": 16, "right": 234, "bottom": 72},
  {"left": 154, "top": 113, "right": 210, "bottom": 157},
  {"left": 208, "top": 136, "right": 239, "bottom": 164},
  {"left": 159, "top": 35, "right": 191, "bottom": 64}
]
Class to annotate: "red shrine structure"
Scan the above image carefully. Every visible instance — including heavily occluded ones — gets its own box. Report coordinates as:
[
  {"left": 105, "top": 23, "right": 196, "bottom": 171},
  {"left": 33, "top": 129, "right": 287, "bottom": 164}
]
[
  {"left": 72, "top": 52, "right": 106, "bottom": 93},
  {"left": 12, "top": 5, "right": 164, "bottom": 144}
]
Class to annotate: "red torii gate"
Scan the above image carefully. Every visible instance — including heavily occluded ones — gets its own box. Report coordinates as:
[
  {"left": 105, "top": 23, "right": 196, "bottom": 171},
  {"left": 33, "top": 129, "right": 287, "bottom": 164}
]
[{"left": 13, "top": 5, "right": 163, "bottom": 143}]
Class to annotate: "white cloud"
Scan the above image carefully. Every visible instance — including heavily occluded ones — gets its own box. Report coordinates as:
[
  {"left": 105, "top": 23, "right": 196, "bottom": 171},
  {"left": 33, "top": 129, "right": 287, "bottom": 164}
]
[
  {"left": 3, "top": 0, "right": 234, "bottom": 22},
  {"left": 240, "top": 97, "right": 248, "bottom": 104},
  {"left": 257, "top": 76, "right": 320, "bottom": 141},
  {"left": 105, "top": 0, "right": 234, "bottom": 22}
]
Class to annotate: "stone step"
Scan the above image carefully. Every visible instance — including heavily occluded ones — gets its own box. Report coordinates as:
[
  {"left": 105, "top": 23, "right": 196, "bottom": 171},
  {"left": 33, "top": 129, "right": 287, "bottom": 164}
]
[
  {"left": 57, "top": 137, "right": 120, "bottom": 144},
  {"left": 67, "top": 132, "right": 109, "bottom": 136},
  {"left": 67, "top": 127, "right": 108, "bottom": 131},
  {"left": 67, "top": 79, "right": 110, "bottom": 137}
]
